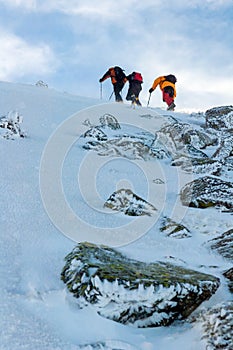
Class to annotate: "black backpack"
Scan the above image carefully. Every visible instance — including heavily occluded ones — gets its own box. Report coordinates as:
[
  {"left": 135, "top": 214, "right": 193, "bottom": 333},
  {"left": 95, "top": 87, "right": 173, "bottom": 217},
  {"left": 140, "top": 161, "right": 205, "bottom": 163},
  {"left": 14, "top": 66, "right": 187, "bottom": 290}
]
[
  {"left": 165, "top": 74, "right": 177, "bottom": 84},
  {"left": 114, "top": 66, "right": 126, "bottom": 81}
]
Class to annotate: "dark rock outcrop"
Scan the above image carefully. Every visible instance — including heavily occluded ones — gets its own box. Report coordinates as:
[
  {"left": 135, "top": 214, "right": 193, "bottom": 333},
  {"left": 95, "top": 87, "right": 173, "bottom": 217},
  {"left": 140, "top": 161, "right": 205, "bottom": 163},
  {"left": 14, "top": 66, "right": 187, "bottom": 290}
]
[
  {"left": 61, "top": 242, "right": 220, "bottom": 328},
  {"left": 180, "top": 176, "right": 233, "bottom": 211}
]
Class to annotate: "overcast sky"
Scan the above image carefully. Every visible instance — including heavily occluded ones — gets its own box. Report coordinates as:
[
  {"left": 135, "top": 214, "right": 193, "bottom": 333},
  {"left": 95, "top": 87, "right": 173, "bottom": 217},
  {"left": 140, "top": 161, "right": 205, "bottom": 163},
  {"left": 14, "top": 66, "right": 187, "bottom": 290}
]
[{"left": 0, "top": 0, "right": 232, "bottom": 110}]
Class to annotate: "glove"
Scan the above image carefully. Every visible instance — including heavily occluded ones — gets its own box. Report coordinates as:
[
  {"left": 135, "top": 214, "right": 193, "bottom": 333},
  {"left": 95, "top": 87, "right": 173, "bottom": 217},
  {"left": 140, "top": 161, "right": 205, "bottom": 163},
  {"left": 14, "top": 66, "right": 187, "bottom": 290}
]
[
  {"left": 149, "top": 88, "right": 153, "bottom": 94},
  {"left": 99, "top": 78, "right": 103, "bottom": 83}
]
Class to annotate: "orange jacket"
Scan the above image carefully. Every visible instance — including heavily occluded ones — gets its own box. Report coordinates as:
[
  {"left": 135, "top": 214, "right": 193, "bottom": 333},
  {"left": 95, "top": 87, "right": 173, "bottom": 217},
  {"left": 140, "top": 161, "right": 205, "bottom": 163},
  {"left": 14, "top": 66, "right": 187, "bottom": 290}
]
[
  {"left": 151, "top": 76, "right": 176, "bottom": 98},
  {"left": 100, "top": 67, "right": 127, "bottom": 84}
]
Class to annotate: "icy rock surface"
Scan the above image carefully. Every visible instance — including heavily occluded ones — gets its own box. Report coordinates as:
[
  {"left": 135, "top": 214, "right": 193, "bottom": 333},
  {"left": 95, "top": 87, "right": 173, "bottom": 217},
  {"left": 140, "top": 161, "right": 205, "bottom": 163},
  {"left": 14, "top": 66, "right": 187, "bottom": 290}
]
[
  {"left": 104, "top": 188, "right": 157, "bottom": 216},
  {"left": 205, "top": 105, "right": 233, "bottom": 129},
  {"left": 61, "top": 242, "right": 220, "bottom": 328},
  {"left": 192, "top": 302, "right": 233, "bottom": 350},
  {"left": 180, "top": 176, "right": 233, "bottom": 211}
]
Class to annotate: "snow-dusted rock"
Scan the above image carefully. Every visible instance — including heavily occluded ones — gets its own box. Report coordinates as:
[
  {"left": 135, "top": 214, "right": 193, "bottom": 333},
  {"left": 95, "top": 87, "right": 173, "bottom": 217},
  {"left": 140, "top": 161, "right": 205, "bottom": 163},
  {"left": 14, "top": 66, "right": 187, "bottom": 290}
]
[
  {"left": 83, "top": 127, "right": 108, "bottom": 141},
  {"left": 208, "top": 229, "right": 233, "bottom": 262},
  {"left": 83, "top": 136, "right": 160, "bottom": 160},
  {"left": 78, "top": 340, "right": 137, "bottom": 350},
  {"left": 153, "top": 121, "right": 217, "bottom": 159},
  {"left": 159, "top": 217, "right": 192, "bottom": 239},
  {"left": 212, "top": 132, "right": 233, "bottom": 161},
  {"left": 35, "top": 80, "right": 48, "bottom": 88},
  {"left": 0, "top": 110, "right": 26, "bottom": 139},
  {"left": 223, "top": 268, "right": 233, "bottom": 294},
  {"left": 192, "top": 302, "right": 233, "bottom": 350},
  {"left": 173, "top": 157, "right": 222, "bottom": 175},
  {"left": 180, "top": 176, "right": 233, "bottom": 211},
  {"left": 99, "top": 113, "right": 121, "bottom": 130},
  {"left": 104, "top": 188, "right": 157, "bottom": 216},
  {"left": 61, "top": 242, "right": 220, "bottom": 328},
  {"left": 205, "top": 105, "right": 233, "bottom": 130}
]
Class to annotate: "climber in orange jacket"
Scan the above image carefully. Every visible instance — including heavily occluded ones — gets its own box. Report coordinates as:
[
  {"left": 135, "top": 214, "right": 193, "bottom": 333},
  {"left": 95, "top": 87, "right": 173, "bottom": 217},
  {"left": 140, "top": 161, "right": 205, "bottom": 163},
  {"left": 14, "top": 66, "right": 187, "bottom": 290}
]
[
  {"left": 149, "top": 74, "right": 177, "bottom": 110},
  {"left": 99, "top": 66, "right": 127, "bottom": 102}
]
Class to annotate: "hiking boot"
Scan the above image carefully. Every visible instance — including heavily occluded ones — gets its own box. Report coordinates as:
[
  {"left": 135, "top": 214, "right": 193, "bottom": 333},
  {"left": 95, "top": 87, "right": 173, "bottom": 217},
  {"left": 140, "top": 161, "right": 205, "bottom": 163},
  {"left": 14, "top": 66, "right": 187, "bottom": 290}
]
[{"left": 167, "top": 102, "right": 176, "bottom": 111}]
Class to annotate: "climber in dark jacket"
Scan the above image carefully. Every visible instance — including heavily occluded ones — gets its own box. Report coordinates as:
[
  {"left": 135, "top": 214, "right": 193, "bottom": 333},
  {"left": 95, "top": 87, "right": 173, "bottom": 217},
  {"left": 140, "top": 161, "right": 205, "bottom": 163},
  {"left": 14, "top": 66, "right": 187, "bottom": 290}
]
[{"left": 125, "top": 72, "right": 143, "bottom": 106}]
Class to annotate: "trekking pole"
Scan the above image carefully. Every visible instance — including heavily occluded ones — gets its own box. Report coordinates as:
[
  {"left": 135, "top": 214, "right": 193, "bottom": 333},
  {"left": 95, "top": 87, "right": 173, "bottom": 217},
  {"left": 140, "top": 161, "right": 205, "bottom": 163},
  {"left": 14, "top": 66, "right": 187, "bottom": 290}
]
[
  {"left": 147, "top": 93, "right": 151, "bottom": 107},
  {"left": 109, "top": 90, "right": 114, "bottom": 101},
  {"left": 100, "top": 82, "right": 103, "bottom": 99}
]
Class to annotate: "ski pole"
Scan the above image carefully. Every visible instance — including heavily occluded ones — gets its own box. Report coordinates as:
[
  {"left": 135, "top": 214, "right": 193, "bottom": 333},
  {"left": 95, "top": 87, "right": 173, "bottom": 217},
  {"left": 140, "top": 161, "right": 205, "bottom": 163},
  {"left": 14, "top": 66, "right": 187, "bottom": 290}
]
[
  {"left": 109, "top": 91, "right": 114, "bottom": 101},
  {"left": 147, "top": 93, "right": 151, "bottom": 107},
  {"left": 100, "top": 82, "right": 103, "bottom": 99}
]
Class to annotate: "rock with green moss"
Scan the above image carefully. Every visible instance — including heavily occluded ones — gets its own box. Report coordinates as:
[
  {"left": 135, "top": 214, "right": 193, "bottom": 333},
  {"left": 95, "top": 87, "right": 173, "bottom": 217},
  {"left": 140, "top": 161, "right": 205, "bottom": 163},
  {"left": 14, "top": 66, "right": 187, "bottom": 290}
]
[
  {"left": 180, "top": 176, "right": 233, "bottom": 211},
  {"left": 61, "top": 242, "right": 220, "bottom": 328}
]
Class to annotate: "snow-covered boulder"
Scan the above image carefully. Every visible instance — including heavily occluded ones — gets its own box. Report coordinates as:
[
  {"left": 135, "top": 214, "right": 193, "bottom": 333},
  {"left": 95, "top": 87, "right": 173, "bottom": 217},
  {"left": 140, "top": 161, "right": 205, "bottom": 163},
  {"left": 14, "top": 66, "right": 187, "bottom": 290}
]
[
  {"left": 61, "top": 242, "right": 220, "bottom": 328},
  {"left": 205, "top": 105, "right": 233, "bottom": 130},
  {"left": 192, "top": 302, "right": 233, "bottom": 350},
  {"left": 180, "top": 176, "right": 233, "bottom": 211},
  {"left": 104, "top": 188, "right": 157, "bottom": 216}
]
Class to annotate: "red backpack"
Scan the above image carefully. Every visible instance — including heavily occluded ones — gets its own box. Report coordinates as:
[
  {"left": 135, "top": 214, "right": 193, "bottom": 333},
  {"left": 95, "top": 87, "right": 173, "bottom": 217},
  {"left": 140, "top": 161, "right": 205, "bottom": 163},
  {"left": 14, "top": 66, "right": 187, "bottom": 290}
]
[{"left": 133, "top": 72, "right": 143, "bottom": 83}]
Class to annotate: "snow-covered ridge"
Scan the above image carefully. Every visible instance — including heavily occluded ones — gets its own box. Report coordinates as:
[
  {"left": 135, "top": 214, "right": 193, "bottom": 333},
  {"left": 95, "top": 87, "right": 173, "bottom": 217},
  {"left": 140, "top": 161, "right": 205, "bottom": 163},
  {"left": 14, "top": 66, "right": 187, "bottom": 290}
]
[{"left": 0, "top": 81, "right": 232, "bottom": 350}]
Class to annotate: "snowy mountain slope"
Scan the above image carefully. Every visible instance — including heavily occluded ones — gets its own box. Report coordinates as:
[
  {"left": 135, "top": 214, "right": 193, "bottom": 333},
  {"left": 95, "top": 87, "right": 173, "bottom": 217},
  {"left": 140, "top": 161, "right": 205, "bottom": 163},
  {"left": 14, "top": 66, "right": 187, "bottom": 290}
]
[{"left": 0, "top": 81, "right": 232, "bottom": 350}]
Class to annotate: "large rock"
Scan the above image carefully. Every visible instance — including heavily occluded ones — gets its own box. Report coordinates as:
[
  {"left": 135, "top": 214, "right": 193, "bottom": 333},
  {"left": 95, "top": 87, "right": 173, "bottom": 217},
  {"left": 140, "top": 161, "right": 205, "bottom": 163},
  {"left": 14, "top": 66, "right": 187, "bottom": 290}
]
[
  {"left": 180, "top": 176, "right": 233, "bottom": 211},
  {"left": 61, "top": 242, "right": 220, "bottom": 328},
  {"left": 205, "top": 105, "right": 233, "bottom": 130}
]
